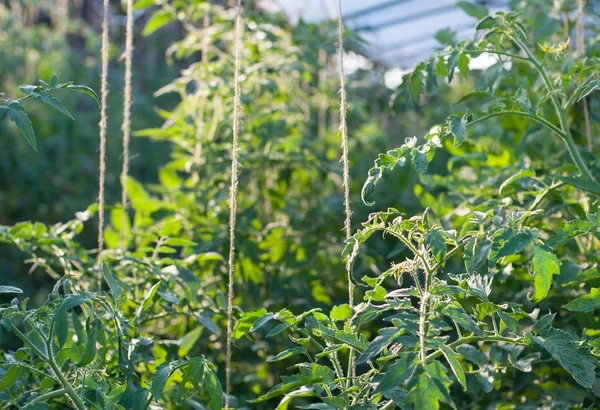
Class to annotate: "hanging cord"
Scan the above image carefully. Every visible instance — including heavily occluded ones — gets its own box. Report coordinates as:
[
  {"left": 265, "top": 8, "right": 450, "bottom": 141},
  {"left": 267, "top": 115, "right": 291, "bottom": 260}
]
[
  {"left": 121, "top": 0, "right": 134, "bottom": 251},
  {"left": 337, "top": 0, "right": 356, "bottom": 381},
  {"left": 98, "top": 0, "right": 110, "bottom": 289},
  {"left": 225, "top": 0, "right": 243, "bottom": 408},
  {"left": 337, "top": 0, "right": 353, "bottom": 307},
  {"left": 576, "top": 0, "right": 592, "bottom": 151}
]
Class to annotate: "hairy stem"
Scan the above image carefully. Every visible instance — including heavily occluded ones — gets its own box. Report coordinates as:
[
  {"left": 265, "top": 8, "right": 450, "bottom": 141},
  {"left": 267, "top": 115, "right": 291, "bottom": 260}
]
[{"left": 511, "top": 36, "right": 597, "bottom": 184}]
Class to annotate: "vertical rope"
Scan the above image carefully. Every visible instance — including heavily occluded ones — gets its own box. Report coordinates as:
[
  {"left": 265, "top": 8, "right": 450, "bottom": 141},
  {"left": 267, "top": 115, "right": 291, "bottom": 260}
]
[
  {"left": 225, "top": 1, "right": 243, "bottom": 408},
  {"left": 98, "top": 0, "right": 110, "bottom": 289},
  {"left": 576, "top": 0, "right": 592, "bottom": 151},
  {"left": 336, "top": 0, "right": 353, "bottom": 307},
  {"left": 121, "top": 0, "right": 134, "bottom": 251}
]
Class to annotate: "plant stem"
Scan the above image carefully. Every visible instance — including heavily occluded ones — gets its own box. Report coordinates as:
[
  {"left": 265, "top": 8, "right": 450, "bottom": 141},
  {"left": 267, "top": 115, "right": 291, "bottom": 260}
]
[
  {"left": 11, "top": 324, "right": 87, "bottom": 410},
  {"left": 511, "top": 36, "right": 597, "bottom": 184},
  {"left": 467, "top": 110, "right": 567, "bottom": 139},
  {"left": 424, "top": 335, "right": 525, "bottom": 363},
  {"left": 28, "top": 388, "right": 67, "bottom": 405}
]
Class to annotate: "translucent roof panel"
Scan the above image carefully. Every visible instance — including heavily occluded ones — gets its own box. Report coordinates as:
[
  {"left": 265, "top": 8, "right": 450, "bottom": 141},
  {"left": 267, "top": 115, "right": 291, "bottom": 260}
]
[{"left": 261, "top": 0, "right": 509, "bottom": 68}]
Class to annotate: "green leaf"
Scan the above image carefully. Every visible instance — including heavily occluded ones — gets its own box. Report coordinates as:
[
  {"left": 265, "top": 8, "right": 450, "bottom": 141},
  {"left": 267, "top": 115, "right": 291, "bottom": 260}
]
[
  {"left": 202, "top": 366, "right": 224, "bottom": 410},
  {"left": 234, "top": 308, "right": 268, "bottom": 339},
  {"left": 164, "top": 238, "right": 196, "bottom": 247},
  {"left": 330, "top": 304, "right": 352, "bottom": 321},
  {"left": 455, "top": 1, "right": 489, "bottom": 19},
  {"left": 59, "top": 294, "right": 92, "bottom": 312},
  {"left": 564, "top": 288, "right": 600, "bottom": 312},
  {"left": 251, "top": 375, "right": 323, "bottom": 403},
  {"left": 151, "top": 360, "right": 185, "bottom": 400},
  {"left": 101, "top": 263, "right": 123, "bottom": 299},
  {"left": 443, "top": 308, "right": 483, "bottom": 337},
  {"left": 7, "top": 105, "right": 36, "bottom": 151},
  {"left": 554, "top": 175, "right": 600, "bottom": 195},
  {"left": 514, "top": 87, "right": 535, "bottom": 114},
  {"left": 0, "top": 106, "right": 7, "bottom": 120},
  {"left": 407, "top": 362, "right": 455, "bottom": 410},
  {"left": 178, "top": 327, "right": 202, "bottom": 357},
  {"left": 435, "top": 28, "right": 456, "bottom": 46},
  {"left": 455, "top": 345, "right": 487, "bottom": 366},
  {"left": 250, "top": 313, "right": 275, "bottom": 332},
  {"left": 0, "top": 366, "right": 22, "bottom": 390},
  {"left": 446, "top": 114, "right": 467, "bottom": 147},
  {"left": 66, "top": 85, "right": 100, "bottom": 108},
  {"left": 456, "top": 89, "right": 491, "bottom": 104},
  {"left": 439, "top": 345, "right": 467, "bottom": 390},
  {"left": 49, "top": 74, "right": 58, "bottom": 88},
  {"left": 532, "top": 313, "right": 555, "bottom": 334},
  {"left": 576, "top": 77, "right": 599, "bottom": 102},
  {"left": 78, "top": 320, "right": 97, "bottom": 366},
  {"left": 178, "top": 358, "right": 204, "bottom": 401},
  {"left": 531, "top": 328, "right": 596, "bottom": 389},
  {"left": 498, "top": 170, "right": 535, "bottom": 195},
  {"left": 143, "top": 10, "right": 174, "bottom": 36},
  {"left": 357, "top": 328, "right": 400, "bottom": 365},
  {"left": 374, "top": 353, "right": 417, "bottom": 393},
  {"left": 54, "top": 308, "right": 69, "bottom": 348},
  {"left": 0, "top": 285, "right": 23, "bottom": 294},
  {"left": 532, "top": 245, "right": 561, "bottom": 302},
  {"left": 268, "top": 347, "right": 305, "bottom": 362},
  {"left": 40, "top": 94, "right": 74, "bottom": 120},
  {"left": 457, "top": 53, "right": 470, "bottom": 79},
  {"left": 426, "top": 230, "right": 447, "bottom": 263}
]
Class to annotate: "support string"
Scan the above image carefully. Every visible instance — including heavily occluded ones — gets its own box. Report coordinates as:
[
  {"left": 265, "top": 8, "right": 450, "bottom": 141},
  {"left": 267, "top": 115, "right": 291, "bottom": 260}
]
[
  {"left": 121, "top": 0, "right": 134, "bottom": 251},
  {"left": 336, "top": 0, "right": 353, "bottom": 307},
  {"left": 98, "top": 0, "right": 110, "bottom": 289},
  {"left": 225, "top": 0, "right": 243, "bottom": 408}
]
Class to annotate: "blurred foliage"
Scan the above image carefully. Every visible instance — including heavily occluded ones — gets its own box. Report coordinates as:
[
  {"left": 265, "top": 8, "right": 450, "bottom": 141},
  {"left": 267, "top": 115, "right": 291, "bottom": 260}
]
[{"left": 2, "top": 0, "right": 600, "bottom": 409}]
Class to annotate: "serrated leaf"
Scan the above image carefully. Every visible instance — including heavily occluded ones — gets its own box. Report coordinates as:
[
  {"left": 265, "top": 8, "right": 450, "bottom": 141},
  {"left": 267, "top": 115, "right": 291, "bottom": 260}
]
[
  {"left": 532, "top": 245, "right": 561, "bottom": 302},
  {"left": 439, "top": 345, "right": 467, "bottom": 390},
  {"left": 268, "top": 347, "right": 305, "bottom": 362},
  {"left": 456, "top": 89, "right": 492, "bottom": 104},
  {"left": 577, "top": 78, "right": 599, "bottom": 102},
  {"left": 0, "top": 366, "right": 22, "bottom": 390},
  {"left": 456, "top": 1, "right": 489, "bottom": 19},
  {"left": 374, "top": 353, "right": 417, "bottom": 393},
  {"left": 66, "top": 85, "right": 100, "bottom": 108},
  {"left": 7, "top": 106, "right": 36, "bottom": 151},
  {"left": 234, "top": 308, "right": 268, "bottom": 339},
  {"left": 59, "top": 294, "right": 92, "bottom": 312},
  {"left": 447, "top": 114, "right": 467, "bottom": 147},
  {"left": 564, "top": 288, "right": 600, "bottom": 312},
  {"left": 531, "top": 328, "right": 596, "bottom": 389},
  {"left": 426, "top": 230, "right": 447, "bottom": 263},
  {"left": 203, "top": 366, "right": 224, "bottom": 410},
  {"left": 443, "top": 308, "right": 483, "bottom": 337},
  {"left": 455, "top": 345, "right": 487, "bottom": 366},
  {"left": 251, "top": 375, "right": 324, "bottom": 403},
  {"left": 357, "top": 328, "right": 400, "bottom": 365},
  {"left": 330, "top": 304, "right": 352, "bottom": 321},
  {"left": 151, "top": 360, "right": 185, "bottom": 400},
  {"left": 0, "top": 285, "right": 23, "bottom": 294},
  {"left": 514, "top": 88, "right": 535, "bottom": 114},
  {"left": 178, "top": 357, "right": 204, "bottom": 401},
  {"left": 40, "top": 94, "right": 74, "bottom": 120},
  {"left": 407, "top": 362, "right": 456, "bottom": 410},
  {"left": 101, "top": 263, "right": 123, "bottom": 299}
]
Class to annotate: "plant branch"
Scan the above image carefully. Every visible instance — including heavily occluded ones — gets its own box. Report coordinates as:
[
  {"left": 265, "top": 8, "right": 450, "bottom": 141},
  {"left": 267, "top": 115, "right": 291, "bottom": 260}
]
[{"left": 511, "top": 36, "right": 597, "bottom": 184}]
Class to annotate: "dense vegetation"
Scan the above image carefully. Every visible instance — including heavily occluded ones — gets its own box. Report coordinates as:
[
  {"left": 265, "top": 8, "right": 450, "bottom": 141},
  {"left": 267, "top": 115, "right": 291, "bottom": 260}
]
[{"left": 1, "top": 0, "right": 600, "bottom": 409}]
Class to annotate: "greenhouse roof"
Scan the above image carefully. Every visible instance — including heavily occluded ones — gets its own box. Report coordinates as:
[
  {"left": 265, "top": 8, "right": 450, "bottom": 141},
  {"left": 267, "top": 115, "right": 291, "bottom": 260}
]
[{"left": 261, "top": 0, "right": 509, "bottom": 68}]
